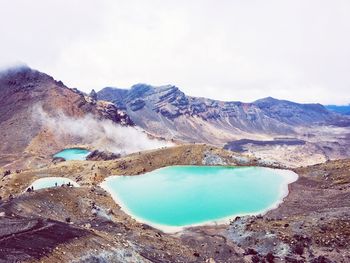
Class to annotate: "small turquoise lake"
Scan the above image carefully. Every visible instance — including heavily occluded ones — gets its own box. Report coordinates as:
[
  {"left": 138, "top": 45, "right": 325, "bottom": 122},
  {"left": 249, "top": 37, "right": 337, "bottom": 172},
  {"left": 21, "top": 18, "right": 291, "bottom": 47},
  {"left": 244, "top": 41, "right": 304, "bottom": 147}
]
[
  {"left": 53, "top": 148, "right": 90, "bottom": 161},
  {"left": 29, "top": 177, "right": 79, "bottom": 190},
  {"left": 101, "top": 166, "right": 298, "bottom": 231}
]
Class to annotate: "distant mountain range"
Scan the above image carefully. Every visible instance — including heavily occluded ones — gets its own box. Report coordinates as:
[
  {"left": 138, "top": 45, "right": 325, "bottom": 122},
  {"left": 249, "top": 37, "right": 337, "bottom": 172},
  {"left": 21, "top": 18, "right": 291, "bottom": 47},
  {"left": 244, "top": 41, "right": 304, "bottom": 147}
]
[
  {"left": 97, "top": 84, "right": 350, "bottom": 144},
  {"left": 1, "top": 66, "right": 349, "bottom": 168},
  {"left": 325, "top": 105, "right": 350, "bottom": 115}
]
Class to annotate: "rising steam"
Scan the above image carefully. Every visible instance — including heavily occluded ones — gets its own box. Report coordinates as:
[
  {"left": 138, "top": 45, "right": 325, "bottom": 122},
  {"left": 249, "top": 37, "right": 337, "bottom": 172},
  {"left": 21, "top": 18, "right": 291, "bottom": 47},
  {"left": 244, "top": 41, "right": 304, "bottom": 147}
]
[{"left": 34, "top": 105, "right": 172, "bottom": 155}]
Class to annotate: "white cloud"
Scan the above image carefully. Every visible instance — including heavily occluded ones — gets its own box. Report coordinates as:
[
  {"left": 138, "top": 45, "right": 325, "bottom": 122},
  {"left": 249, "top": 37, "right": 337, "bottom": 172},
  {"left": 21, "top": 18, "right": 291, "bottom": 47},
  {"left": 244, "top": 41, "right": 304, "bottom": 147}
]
[
  {"left": 34, "top": 105, "right": 172, "bottom": 154},
  {"left": 1, "top": 0, "right": 350, "bottom": 104}
]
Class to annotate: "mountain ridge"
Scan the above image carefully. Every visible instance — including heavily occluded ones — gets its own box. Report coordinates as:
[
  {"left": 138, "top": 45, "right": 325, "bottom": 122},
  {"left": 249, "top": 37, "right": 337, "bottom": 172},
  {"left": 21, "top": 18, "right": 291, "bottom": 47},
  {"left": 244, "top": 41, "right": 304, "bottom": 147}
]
[
  {"left": 1, "top": 66, "right": 349, "bottom": 168},
  {"left": 97, "top": 84, "right": 349, "bottom": 143}
]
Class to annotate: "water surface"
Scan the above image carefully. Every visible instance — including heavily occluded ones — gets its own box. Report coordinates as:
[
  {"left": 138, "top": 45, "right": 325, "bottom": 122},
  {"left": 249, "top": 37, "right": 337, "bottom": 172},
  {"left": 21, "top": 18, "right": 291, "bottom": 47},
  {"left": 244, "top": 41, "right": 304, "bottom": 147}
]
[
  {"left": 53, "top": 148, "right": 90, "bottom": 161},
  {"left": 29, "top": 177, "right": 79, "bottom": 190},
  {"left": 101, "top": 166, "right": 297, "bottom": 231}
]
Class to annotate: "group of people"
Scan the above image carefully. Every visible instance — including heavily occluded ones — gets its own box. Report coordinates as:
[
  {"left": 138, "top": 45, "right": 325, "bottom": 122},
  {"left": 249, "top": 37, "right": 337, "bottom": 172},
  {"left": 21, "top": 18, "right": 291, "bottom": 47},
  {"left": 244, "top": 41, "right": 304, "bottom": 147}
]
[
  {"left": 26, "top": 186, "right": 34, "bottom": 192},
  {"left": 60, "top": 181, "right": 74, "bottom": 187},
  {"left": 26, "top": 181, "right": 74, "bottom": 193}
]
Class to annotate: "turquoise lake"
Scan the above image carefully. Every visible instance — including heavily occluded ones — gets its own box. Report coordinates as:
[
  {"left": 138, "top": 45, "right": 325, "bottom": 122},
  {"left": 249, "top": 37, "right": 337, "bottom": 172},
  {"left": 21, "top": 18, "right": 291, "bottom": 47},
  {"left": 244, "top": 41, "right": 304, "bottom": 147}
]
[
  {"left": 101, "top": 166, "right": 298, "bottom": 231},
  {"left": 29, "top": 177, "right": 79, "bottom": 190},
  {"left": 53, "top": 148, "right": 90, "bottom": 161}
]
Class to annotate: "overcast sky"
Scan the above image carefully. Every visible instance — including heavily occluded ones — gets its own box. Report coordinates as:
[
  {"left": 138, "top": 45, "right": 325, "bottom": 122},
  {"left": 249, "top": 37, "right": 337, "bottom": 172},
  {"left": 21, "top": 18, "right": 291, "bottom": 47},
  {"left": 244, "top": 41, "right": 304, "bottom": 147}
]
[{"left": 1, "top": 0, "right": 349, "bottom": 104}]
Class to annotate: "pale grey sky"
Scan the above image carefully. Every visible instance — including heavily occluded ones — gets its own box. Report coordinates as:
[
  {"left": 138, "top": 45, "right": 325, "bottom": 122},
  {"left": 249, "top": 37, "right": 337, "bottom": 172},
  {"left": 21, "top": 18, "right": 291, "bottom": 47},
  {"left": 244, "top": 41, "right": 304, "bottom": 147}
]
[{"left": 1, "top": 0, "right": 349, "bottom": 104}]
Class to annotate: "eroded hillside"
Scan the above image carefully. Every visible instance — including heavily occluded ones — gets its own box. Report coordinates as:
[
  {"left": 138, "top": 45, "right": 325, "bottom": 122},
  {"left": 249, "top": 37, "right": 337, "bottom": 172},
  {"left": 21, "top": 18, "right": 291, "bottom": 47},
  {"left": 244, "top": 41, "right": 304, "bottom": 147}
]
[
  {"left": 0, "top": 66, "right": 132, "bottom": 169},
  {"left": 97, "top": 85, "right": 350, "bottom": 143}
]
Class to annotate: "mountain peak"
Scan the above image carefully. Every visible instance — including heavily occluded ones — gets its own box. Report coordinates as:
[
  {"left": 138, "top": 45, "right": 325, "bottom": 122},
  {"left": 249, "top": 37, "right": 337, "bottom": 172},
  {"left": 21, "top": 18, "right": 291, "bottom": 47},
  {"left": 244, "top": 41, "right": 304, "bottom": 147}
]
[
  {"left": 254, "top": 96, "right": 280, "bottom": 103},
  {"left": 0, "top": 64, "right": 64, "bottom": 90},
  {"left": 0, "top": 64, "right": 30, "bottom": 74}
]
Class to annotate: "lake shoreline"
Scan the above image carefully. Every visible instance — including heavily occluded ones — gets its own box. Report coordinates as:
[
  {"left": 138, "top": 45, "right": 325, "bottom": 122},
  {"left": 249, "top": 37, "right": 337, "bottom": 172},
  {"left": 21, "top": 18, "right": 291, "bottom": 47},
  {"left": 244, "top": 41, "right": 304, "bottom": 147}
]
[{"left": 100, "top": 166, "right": 298, "bottom": 233}]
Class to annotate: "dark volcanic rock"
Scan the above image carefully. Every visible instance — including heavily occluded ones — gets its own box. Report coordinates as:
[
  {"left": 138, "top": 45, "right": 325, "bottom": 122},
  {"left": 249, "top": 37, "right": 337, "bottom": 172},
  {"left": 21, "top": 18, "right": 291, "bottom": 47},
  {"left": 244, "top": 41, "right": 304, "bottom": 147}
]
[
  {"left": 160, "top": 108, "right": 181, "bottom": 119},
  {"left": 89, "top": 89, "right": 97, "bottom": 101},
  {"left": 0, "top": 216, "right": 90, "bottom": 262},
  {"left": 129, "top": 98, "right": 145, "bottom": 111},
  {"left": 310, "top": 256, "right": 333, "bottom": 263},
  {"left": 98, "top": 103, "right": 134, "bottom": 125},
  {"left": 224, "top": 138, "right": 306, "bottom": 152},
  {"left": 52, "top": 156, "right": 65, "bottom": 164},
  {"left": 86, "top": 150, "right": 121, "bottom": 161}
]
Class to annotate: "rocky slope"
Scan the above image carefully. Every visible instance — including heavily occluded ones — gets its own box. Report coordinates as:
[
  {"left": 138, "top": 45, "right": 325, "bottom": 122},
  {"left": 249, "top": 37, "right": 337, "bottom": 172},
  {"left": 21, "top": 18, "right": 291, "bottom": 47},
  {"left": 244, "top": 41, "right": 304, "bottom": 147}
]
[
  {"left": 97, "top": 85, "right": 349, "bottom": 144},
  {"left": 226, "top": 158, "right": 350, "bottom": 262},
  {"left": 0, "top": 145, "right": 349, "bottom": 262},
  {"left": 0, "top": 66, "right": 132, "bottom": 169}
]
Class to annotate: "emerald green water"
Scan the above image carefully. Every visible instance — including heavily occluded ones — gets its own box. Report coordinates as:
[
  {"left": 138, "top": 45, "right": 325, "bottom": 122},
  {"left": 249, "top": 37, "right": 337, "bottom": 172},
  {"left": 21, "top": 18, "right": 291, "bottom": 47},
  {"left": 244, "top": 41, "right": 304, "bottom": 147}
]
[
  {"left": 53, "top": 148, "right": 90, "bottom": 161},
  {"left": 101, "top": 166, "right": 297, "bottom": 230}
]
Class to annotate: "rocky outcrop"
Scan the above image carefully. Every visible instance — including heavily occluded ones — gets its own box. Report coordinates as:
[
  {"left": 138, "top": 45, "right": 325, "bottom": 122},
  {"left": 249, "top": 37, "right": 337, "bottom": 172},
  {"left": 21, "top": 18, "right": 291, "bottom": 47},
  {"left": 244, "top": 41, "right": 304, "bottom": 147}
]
[
  {"left": 52, "top": 157, "right": 65, "bottom": 164},
  {"left": 96, "top": 101, "right": 133, "bottom": 126},
  {"left": 89, "top": 89, "right": 97, "bottom": 101},
  {"left": 202, "top": 151, "right": 227, "bottom": 165},
  {"left": 86, "top": 150, "right": 121, "bottom": 161},
  {"left": 129, "top": 98, "right": 145, "bottom": 111}
]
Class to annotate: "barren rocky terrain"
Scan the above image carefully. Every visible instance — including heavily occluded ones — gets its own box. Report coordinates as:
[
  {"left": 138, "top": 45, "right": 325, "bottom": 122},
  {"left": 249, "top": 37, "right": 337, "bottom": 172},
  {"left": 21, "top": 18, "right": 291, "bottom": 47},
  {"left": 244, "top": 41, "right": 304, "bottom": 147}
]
[
  {"left": 224, "top": 126, "right": 350, "bottom": 167},
  {"left": 0, "top": 145, "right": 349, "bottom": 262},
  {"left": 1, "top": 67, "right": 349, "bottom": 262}
]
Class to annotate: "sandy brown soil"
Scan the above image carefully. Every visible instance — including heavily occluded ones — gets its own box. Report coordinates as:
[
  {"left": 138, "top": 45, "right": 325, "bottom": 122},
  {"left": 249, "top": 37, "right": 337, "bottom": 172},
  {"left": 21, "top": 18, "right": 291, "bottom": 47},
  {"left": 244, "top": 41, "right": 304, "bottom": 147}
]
[{"left": 0, "top": 145, "right": 349, "bottom": 262}]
